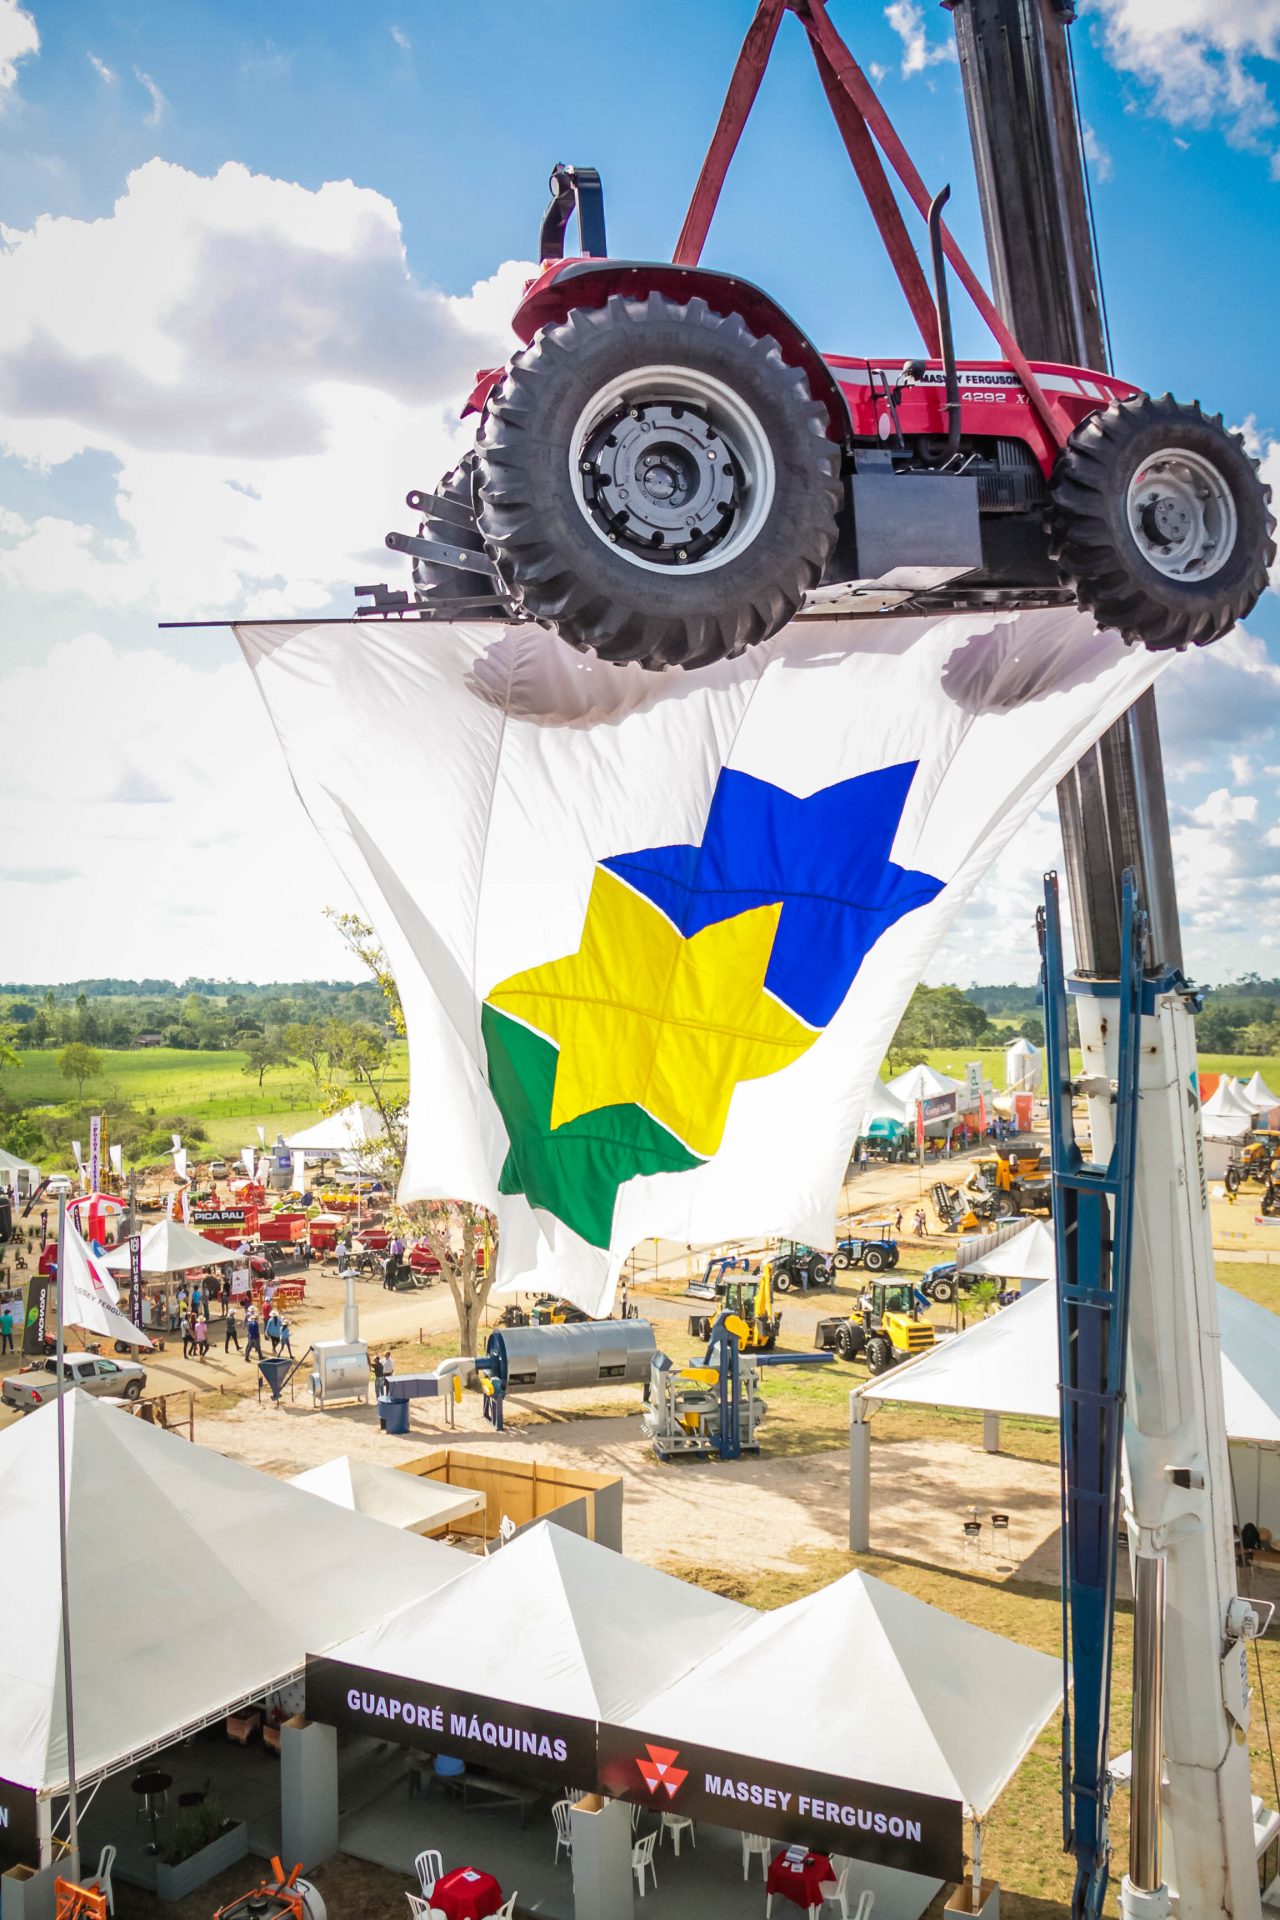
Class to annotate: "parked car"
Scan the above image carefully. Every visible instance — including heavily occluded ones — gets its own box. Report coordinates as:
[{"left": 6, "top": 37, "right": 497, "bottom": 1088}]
[
  {"left": 2, "top": 1352, "right": 147, "bottom": 1412},
  {"left": 207, "top": 1159, "right": 228, "bottom": 1177},
  {"left": 45, "top": 1174, "right": 74, "bottom": 1198}
]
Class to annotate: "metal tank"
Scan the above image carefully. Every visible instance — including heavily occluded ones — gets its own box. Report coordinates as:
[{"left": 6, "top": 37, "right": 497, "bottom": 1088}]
[
  {"left": 310, "top": 1339, "right": 370, "bottom": 1408},
  {"left": 484, "top": 1319, "right": 655, "bottom": 1392}
]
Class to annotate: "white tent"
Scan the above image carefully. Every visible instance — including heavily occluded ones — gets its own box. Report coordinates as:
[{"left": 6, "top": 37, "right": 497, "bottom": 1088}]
[
  {"left": 1004, "top": 1037, "right": 1040, "bottom": 1093},
  {"left": 329, "top": 1520, "right": 752, "bottom": 1724},
  {"left": 619, "top": 1569, "right": 1061, "bottom": 1824},
  {"left": 1244, "top": 1071, "right": 1280, "bottom": 1113},
  {"left": 860, "top": 1280, "right": 1280, "bottom": 1444},
  {"left": 1202, "top": 1076, "right": 1256, "bottom": 1143},
  {"left": 284, "top": 1102, "right": 386, "bottom": 1159},
  {"left": 859, "top": 1080, "right": 909, "bottom": 1138},
  {"left": 959, "top": 1218, "right": 1056, "bottom": 1285},
  {"left": 289, "top": 1455, "right": 485, "bottom": 1536},
  {"left": 886, "top": 1064, "right": 962, "bottom": 1106},
  {"left": 101, "top": 1216, "right": 238, "bottom": 1275},
  {"left": 0, "top": 1395, "right": 468, "bottom": 1794},
  {"left": 0, "top": 1146, "right": 40, "bottom": 1190}
]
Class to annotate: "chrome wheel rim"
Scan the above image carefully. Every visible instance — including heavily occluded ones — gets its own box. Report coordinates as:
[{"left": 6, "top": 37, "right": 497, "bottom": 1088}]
[{"left": 1125, "top": 447, "right": 1237, "bottom": 581}]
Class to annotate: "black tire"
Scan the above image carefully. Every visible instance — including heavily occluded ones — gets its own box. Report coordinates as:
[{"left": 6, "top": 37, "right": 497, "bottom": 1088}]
[
  {"left": 930, "top": 1277, "right": 956, "bottom": 1304},
  {"left": 862, "top": 1246, "right": 887, "bottom": 1274},
  {"left": 1263, "top": 1186, "right": 1277, "bottom": 1218},
  {"left": 476, "top": 293, "right": 842, "bottom": 669},
  {"left": 993, "top": 1192, "right": 1017, "bottom": 1219},
  {"left": 773, "top": 1266, "right": 793, "bottom": 1294},
  {"left": 865, "top": 1336, "right": 893, "bottom": 1375},
  {"left": 805, "top": 1254, "right": 828, "bottom": 1287},
  {"left": 410, "top": 453, "right": 505, "bottom": 612},
  {"left": 886, "top": 1248, "right": 900, "bottom": 1269},
  {"left": 1048, "top": 394, "right": 1275, "bottom": 652},
  {"left": 832, "top": 1250, "right": 853, "bottom": 1272},
  {"left": 1225, "top": 1166, "right": 1241, "bottom": 1195},
  {"left": 124, "top": 1378, "right": 143, "bottom": 1401},
  {"left": 834, "top": 1322, "right": 861, "bottom": 1363}
]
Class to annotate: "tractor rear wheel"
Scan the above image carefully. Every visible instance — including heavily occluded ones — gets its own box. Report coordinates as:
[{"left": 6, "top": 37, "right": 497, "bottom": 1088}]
[
  {"left": 929, "top": 1276, "right": 956, "bottom": 1304},
  {"left": 772, "top": 1265, "right": 793, "bottom": 1294},
  {"left": 862, "top": 1245, "right": 887, "bottom": 1273},
  {"left": 476, "top": 293, "right": 843, "bottom": 670},
  {"left": 1049, "top": 395, "right": 1275, "bottom": 651},
  {"left": 1225, "top": 1167, "right": 1241, "bottom": 1196},
  {"left": 864, "top": 1335, "right": 893, "bottom": 1375}
]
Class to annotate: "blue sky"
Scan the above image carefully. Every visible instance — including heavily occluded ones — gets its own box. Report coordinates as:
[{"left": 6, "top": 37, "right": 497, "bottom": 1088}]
[{"left": 1, "top": 0, "right": 1278, "bottom": 986}]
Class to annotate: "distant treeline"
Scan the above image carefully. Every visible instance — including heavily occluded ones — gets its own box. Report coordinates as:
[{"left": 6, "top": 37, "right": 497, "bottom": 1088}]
[{"left": 0, "top": 978, "right": 385, "bottom": 1050}]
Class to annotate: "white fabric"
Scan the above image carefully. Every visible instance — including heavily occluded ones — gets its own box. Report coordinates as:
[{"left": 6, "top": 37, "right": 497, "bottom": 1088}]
[
  {"left": 285, "top": 1102, "right": 385, "bottom": 1157},
  {"left": 959, "top": 1218, "right": 1056, "bottom": 1282},
  {"left": 240, "top": 1146, "right": 257, "bottom": 1179},
  {"left": 240, "top": 612, "right": 1166, "bottom": 1317},
  {"left": 60, "top": 1232, "right": 152, "bottom": 1348},
  {"left": 861, "top": 1080, "right": 909, "bottom": 1128},
  {"left": 860, "top": 1281, "right": 1280, "bottom": 1443},
  {"left": 616, "top": 1569, "right": 1061, "bottom": 1820},
  {"left": 0, "top": 1146, "right": 40, "bottom": 1184},
  {"left": 885, "top": 1064, "right": 962, "bottom": 1105},
  {"left": 288, "top": 1456, "right": 485, "bottom": 1535},
  {"left": 291, "top": 1150, "right": 308, "bottom": 1192},
  {"left": 1243, "top": 1072, "right": 1280, "bottom": 1112},
  {"left": 0, "top": 1395, "right": 467, "bottom": 1793},
  {"left": 101, "top": 1217, "right": 238, "bottom": 1275},
  {"left": 332, "top": 1521, "right": 753, "bottom": 1724},
  {"left": 1202, "top": 1077, "right": 1256, "bottom": 1141}
]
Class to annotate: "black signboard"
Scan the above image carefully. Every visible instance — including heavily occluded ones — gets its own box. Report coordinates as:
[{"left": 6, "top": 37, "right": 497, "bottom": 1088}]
[
  {"left": 128, "top": 1234, "right": 144, "bottom": 1331},
  {"left": 192, "top": 1208, "right": 247, "bottom": 1226},
  {"left": 597, "top": 1724, "right": 964, "bottom": 1881},
  {"left": 0, "top": 1776, "right": 39, "bottom": 1869},
  {"left": 305, "top": 1656, "right": 598, "bottom": 1787},
  {"left": 22, "top": 1277, "right": 51, "bottom": 1356}
]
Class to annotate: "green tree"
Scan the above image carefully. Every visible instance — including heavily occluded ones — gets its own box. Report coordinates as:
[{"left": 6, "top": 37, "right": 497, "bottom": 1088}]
[
  {"left": 58, "top": 1042, "right": 103, "bottom": 1098},
  {"left": 240, "top": 1030, "right": 293, "bottom": 1088},
  {"left": 284, "top": 1019, "right": 329, "bottom": 1084},
  {"left": 1, "top": 1114, "right": 45, "bottom": 1164},
  {"left": 0, "top": 1026, "right": 20, "bottom": 1095}
]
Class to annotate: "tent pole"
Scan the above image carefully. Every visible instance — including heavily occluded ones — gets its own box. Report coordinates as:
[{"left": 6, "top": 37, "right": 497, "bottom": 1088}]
[
  {"left": 849, "top": 1393, "right": 871, "bottom": 1553},
  {"left": 55, "top": 1194, "right": 80, "bottom": 1863},
  {"left": 972, "top": 1815, "right": 983, "bottom": 1908}
]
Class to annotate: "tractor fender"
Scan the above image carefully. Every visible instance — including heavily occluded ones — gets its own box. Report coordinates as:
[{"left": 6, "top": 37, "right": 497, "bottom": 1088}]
[{"left": 498, "top": 258, "right": 851, "bottom": 448}]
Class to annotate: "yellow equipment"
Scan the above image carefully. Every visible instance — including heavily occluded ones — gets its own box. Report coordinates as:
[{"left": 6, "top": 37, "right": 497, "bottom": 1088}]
[
  {"left": 966, "top": 1147, "right": 1053, "bottom": 1218},
  {"left": 687, "top": 1267, "right": 781, "bottom": 1349},
  {"left": 1225, "top": 1130, "right": 1280, "bottom": 1194},
  {"left": 817, "top": 1281, "right": 936, "bottom": 1370}
]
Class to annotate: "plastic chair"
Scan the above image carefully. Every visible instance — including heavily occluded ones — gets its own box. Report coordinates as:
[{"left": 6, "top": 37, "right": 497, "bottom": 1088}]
[
  {"left": 94, "top": 1845, "right": 116, "bottom": 1917},
  {"left": 742, "top": 1831, "right": 770, "bottom": 1880},
  {"left": 661, "top": 1810, "right": 695, "bottom": 1855},
  {"left": 415, "top": 1850, "right": 443, "bottom": 1899},
  {"left": 494, "top": 1897, "right": 518, "bottom": 1920},
  {"left": 552, "top": 1797, "right": 574, "bottom": 1864},
  {"left": 632, "top": 1828, "right": 658, "bottom": 1898},
  {"left": 404, "top": 1896, "right": 430, "bottom": 1919}
]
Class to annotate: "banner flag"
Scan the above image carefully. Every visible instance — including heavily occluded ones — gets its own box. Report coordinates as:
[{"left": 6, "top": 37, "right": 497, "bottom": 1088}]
[
  {"left": 915, "top": 1101, "right": 925, "bottom": 1155},
  {"left": 180, "top": 1186, "right": 191, "bottom": 1225},
  {"left": 241, "top": 1146, "right": 257, "bottom": 1179},
  {"left": 22, "top": 1276, "right": 52, "bottom": 1355},
  {"left": 291, "top": 1150, "right": 308, "bottom": 1193},
  {"left": 71, "top": 1139, "right": 82, "bottom": 1171},
  {"left": 109, "top": 1142, "right": 123, "bottom": 1178},
  {"left": 89, "top": 1113, "right": 101, "bottom": 1192},
  {"left": 257, "top": 1126, "right": 267, "bottom": 1147},
  {"left": 171, "top": 1133, "right": 182, "bottom": 1151},
  {"left": 61, "top": 1228, "right": 153, "bottom": 1348},
  {"left": 240, "top": 613, "right": 1168, "bottom": 1315},
  {"left": 128, "top": 1233, "right": 144, "bottom": 1330},
  {"left": 173, "top": 1147, "right": 188, "bottom": 1181}
]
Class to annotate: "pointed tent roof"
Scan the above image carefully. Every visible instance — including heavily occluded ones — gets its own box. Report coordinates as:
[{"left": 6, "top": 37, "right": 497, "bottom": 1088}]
[
  {"left": 101, "top": 1216, "right": 239, "bottom": 1274},
  {"left": 284, "top": 1102, "right": 385, "bottom": 1155},
  {"left": 886, "top": 1064, "right": 962, "bottom": 1105},
  {"left": 959, "top": 1219, "right": 1056, "bottom": 1283},
  {"left": 330, "top": 1520, "right": 753, "bottom": 1724},
  {"left": 860, "top": 1281, "right": 1280, "bottom": 1444},
  {"left": 617, "top": 1570, "right": 1061, "bottom": 1821},
  {"left": 0, "top": 1395, "right": 467, "bottom": 1794},
  {"left": 0, "top": 1145, "right": 40, "bottom": 1183},
  {"left": 1244, "top": 1071, "right": 1280, "bottom": 1111},
  {"left": 288, "top": 1455, "right": 485, "bottom": 1536}
]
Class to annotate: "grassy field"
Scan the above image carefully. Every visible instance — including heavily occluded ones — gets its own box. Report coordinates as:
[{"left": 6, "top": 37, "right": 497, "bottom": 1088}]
[{"left": 6, "top": 1042, "right": 409, "bottom": 1160}]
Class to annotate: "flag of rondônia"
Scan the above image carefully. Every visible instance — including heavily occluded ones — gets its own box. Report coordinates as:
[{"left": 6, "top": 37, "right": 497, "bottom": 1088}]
[{"left": 239, "top": 611, "right": 1167, "bottom": 1316}]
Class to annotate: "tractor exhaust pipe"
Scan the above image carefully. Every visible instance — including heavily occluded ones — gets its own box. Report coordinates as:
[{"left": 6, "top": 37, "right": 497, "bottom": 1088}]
[{"left": 928, "top": 185, "right": 962, "bottom": 462}]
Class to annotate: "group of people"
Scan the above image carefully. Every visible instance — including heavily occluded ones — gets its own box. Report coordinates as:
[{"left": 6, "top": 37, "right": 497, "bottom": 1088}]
[{"left": 222, "top": 1301, "right": 293, "bottom": 1360}]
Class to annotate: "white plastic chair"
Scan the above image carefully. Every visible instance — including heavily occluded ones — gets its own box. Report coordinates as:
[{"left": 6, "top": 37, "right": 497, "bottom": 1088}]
[
  {"left": 661, "top": 1810, "right": 695, "bottom": 1855},
  {"left": 552, "top": 1796, "right": 574, "bottom": 1863},
  {"left": 94, "top": 1845, "right": 116, "bottom": 1917},
  {"left": 494, "top": 1897, "right": 518, "bottom": 1920},
  {"left": 632, "top": 1828, "right": 658, "bottom": 1897},
  {"left": 404, "top": 1895, "right": 430, "bottom": 1919},
  {"left": 415, "top": 1849, "right": 443, "bottom": 1899},
  {"left": 742, "top": 1831, "right": 770, "bottom": 1880}
]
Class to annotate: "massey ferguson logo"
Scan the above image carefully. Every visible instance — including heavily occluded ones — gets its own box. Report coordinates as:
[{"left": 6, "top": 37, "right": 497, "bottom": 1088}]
[{"left": 635, "top": 1743, "right": 687, "bottom": 1799}]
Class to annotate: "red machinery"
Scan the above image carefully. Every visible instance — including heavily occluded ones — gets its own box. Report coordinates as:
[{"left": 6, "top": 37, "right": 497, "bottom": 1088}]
[{"left": 378, "top": 0, "right": 1273, "bottom": 670}]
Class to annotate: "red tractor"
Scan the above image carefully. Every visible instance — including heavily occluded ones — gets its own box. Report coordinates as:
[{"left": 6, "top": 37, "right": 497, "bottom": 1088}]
[{"left": 373, "top": 0, "right": 1273, "bottom": 672}]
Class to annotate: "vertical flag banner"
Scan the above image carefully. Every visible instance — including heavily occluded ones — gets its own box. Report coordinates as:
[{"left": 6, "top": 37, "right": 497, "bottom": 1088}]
[
  {"left": 241, "top": 1147, "right": 257, "bottom": 1180},
  {"left": 291, "top": 1151, "right": 308, "bottom": 1193},
  {"left": 173, "top": 1147, "right": 188, "bottom": 1182},
  {"left": 965, "top": 1062, "right": 982, "bottom": 1112},
  {"left": 240, "top": 613, "right": 1170, "bottom": 1315},
  {"left": 71, "top": 1140, "right": 82, "bottom": 1173},
  {"left": 180, "top": 1187, "right": 192, "bottom": 1225},
  {"left": 128, "top": 1234, "right": 144, "bottom": 1331},
  {"left": 61, "top": 1230, "right": 152, "bottom": 1349},
  {"left": 109, "top": 1142, "right": 123, "bottom": 1179},
  {"left": 171, "top": 1133, "right": 182, "bottom": 1152},
  {"left": 88, "top": 1114, "right": 101, "bottom": 1193},
  {"left": 257, "top": 1126, "right": 267, "bottom": 1148},
  {"left": 23, "top": 1277, "right": 52, "bottom": 1356},
  {"left": 915, "top": 1102, "right": 926, "bottom": 1157}
]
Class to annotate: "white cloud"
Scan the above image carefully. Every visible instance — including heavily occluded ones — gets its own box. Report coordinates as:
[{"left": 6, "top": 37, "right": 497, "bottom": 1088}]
[
  {"left": 0, "top": 0, "right": 38, "bottom": 100},
  {"left": 133, "top": 67, "right": 166, "bottom": 125},
  {"left": 0, "top": 158, "right": 534, "bottom": 616},
  {"left": 884, "top": 0, "right": 955, "bottom": 78},
  {"left": 1093, "top": 0, "right": 1280, "bottom": 169},
  {"left": 87, "top": 52, "right": 115, "bottom": 85},
  {"left": 0, "top": 632, "right": 361, "bottom": 979},
  {"left": 390, "top": 25, "right": 411, "bottom": 52},
  {"left": 1083, "top": 122, "right": 1113, "bottom": 182}
]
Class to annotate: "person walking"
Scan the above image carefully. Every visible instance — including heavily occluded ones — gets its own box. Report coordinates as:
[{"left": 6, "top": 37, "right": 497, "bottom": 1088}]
[
  {"left": 224, "top": 1306, "right": 240, "bottom": 1354},
  {"left": 244, "top": 1305, "right": 262, "bottom": 1362},
  {"left": 894, "top": 1207, "right": 904, "bottom": 1234},
  {"left": 381, "top": 1348, "right": 395, "bottom": 1381},
  {"left": 180, "top": 1310, "right": 193, "bottom": 1359},
  {"left": 278, "top": 1315, "right": 294, "bottom": 1357},
  {"left": 190, "top": 1283, "right": 203, "bottom": 1318},
  {"left": 194, "top": 1313, "right": 209, "bottom": 1361},
  {"left": 220, "top": 1272, "right": 231, "bottom": 1314},
  {"left": 0, "top": 1304, "right": 13, "bottom": 1355},
  {"left": 265, "top": 1309, "right": 282, "bottom": 1356}
]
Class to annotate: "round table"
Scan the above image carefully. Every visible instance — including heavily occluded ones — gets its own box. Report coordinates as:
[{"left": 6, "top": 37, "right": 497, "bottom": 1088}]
[
  {"left": 766, "top": 1848, "right": 834, "bottom": 1911},
  {"left": 430, "top": 1865, "right": 504, "bottom": 1920},
  {"left": 130, "top": 1768, "right": 172, "bottom": 1854}
]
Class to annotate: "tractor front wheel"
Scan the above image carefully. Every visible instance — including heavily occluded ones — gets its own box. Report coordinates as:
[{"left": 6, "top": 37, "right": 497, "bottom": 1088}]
[
  {"left": 834, "top": 1322, "right": 862, "bottom": 1363},
  {"left": 476, "top": 293, "right": 843, "bottom": 670},
  {"left": 1225, "top": 1166, "right": 1241, "bottom": 1195},
  {"left": 930, "top": 1277, "right": 956, "bottom": 1304},
  {"left": 832, "top": 1250, "right": 853, "bottom": 1271},
  {"left": 864, "top": 1336, "right": 893, "bottom": 1375},
  {"left": 773, "top": 1266, "right": 793, "bottom": 1294},
  {"left": 1049, "top": 394, "right": 1275, "bottom": 651}
]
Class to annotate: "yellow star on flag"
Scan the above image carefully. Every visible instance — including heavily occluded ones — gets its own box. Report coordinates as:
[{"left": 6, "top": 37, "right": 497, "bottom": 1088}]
[{"left": 486, "top": 868, "right": 817, "bottom": 1158}]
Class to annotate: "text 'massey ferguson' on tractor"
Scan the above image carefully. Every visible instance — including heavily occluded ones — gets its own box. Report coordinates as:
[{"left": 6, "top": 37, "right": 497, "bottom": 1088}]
[{"left": 371, "top": 0, "right": 1274, "bottom": 673}]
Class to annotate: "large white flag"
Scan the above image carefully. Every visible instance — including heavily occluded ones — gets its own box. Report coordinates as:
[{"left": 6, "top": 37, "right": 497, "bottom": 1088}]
[
  {"left": 240, "top": 1146, "right": 257, "bottom": 1180},
  {"left": 61, "top": 1230, "right": 153, "bottom": 1350},
  {"left": 240, "top": 614, "right": 1169, "bottom": 1315}
]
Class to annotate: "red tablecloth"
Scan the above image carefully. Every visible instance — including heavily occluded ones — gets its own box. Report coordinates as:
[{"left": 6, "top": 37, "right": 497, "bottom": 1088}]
[
  {"left": 766, "top": 1849, "right": 835, "bottom": 1910},
  {"left": 431, "top": 1866, "right": 504, "bottom": 1920}
]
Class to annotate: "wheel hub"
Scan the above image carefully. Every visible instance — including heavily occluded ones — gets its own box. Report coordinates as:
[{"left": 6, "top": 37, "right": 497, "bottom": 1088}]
[
  {"left": 583, "top": 403, "right": 739, "bottom": 563},
  {"left": 1125, "top": 447, "right": 1238, "bottom": 581}
]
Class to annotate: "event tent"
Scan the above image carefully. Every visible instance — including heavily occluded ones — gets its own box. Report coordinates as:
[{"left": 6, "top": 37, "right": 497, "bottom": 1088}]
[
  {"left": 1202, "top": 1077, "right": 1255, "bottom": 1142},
  {"left": 1244, "top": 1071, "right": 1280, "bottom": 1113},
  {"left": 614, "top": 1569, "right": 1061, "bottom": 1823},
  {"left": 284, "top": 1102, "right": 385, "bottom": 1160},
  {"left": 327, "top": 1521, "right": 752, "bottom": 1724},
  {"left": 0, "top": 1146, "right": 40, "bottom": 1190},
  {"left": 859, "top": 1280, "right": 1280, "bottom": 1444},
  {"left": 0, "top": 1396, "right": 467, "bottom": 1795},
  {"left": 886, "top": 1064, "right": 961, "bottom": 1107},
  {"left": 858, "top": 1079, "right": 908, "bottom": 1141},
  {"left": 102, "top": 1216, "right": 238, "bottom": 1275},
  {"left": 289, "top": 1455, "right": 485, "bottom": 1536},
  {"left": 959, "top": 1219, "right": 1056, "bottom": 1286}
]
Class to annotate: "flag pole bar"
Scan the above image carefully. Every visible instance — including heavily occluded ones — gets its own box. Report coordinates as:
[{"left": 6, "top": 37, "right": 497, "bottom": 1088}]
[{"left": 54, "top": 1193, "right": 80, "bottom": 1862}]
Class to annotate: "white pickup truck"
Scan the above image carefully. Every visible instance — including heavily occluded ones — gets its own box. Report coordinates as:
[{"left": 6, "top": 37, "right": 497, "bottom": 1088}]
[{"left": 2, "top": 1353, "right": 147, "bottom": 1412}]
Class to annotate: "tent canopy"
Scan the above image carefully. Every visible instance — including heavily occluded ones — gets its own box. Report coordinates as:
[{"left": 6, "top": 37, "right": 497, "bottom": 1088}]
[
  {"left": 1202, "top": 1077, "right": 1256, "bottom": 1141},
  {"left": 959, "top": 1219, "right": 1056, "bottom": 1283},
  {"left": 1244, "top": 1071, "right": 1280, "bottom": 1111},
  {"left": 860, "top": 1281, "right": 1280, "bottom": 1445},
  {"left": 330, "top": 1521, "right": 753, "bottom": 1725},
  {"left": 0, "top": 1396, "right": 466, "bottom": 1794},
  {"left": 102, "top": 1217, "right": 239, "bottom": 1275},
  {"left": 886, "top": 1065, "right": 961, "bottom": 1106},
  {"left": 285, "top": 1102, "right": 385, "bottom": 1157},
  {"left": 616, "top": 1569, "right": 1061, "bottom": 1821},
  {"left": 0, "top": 1146, "right": 40, "bottom": 1186},
  {"left": 289, "top": 1456, "right": 485, "bottom": 1536}
]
